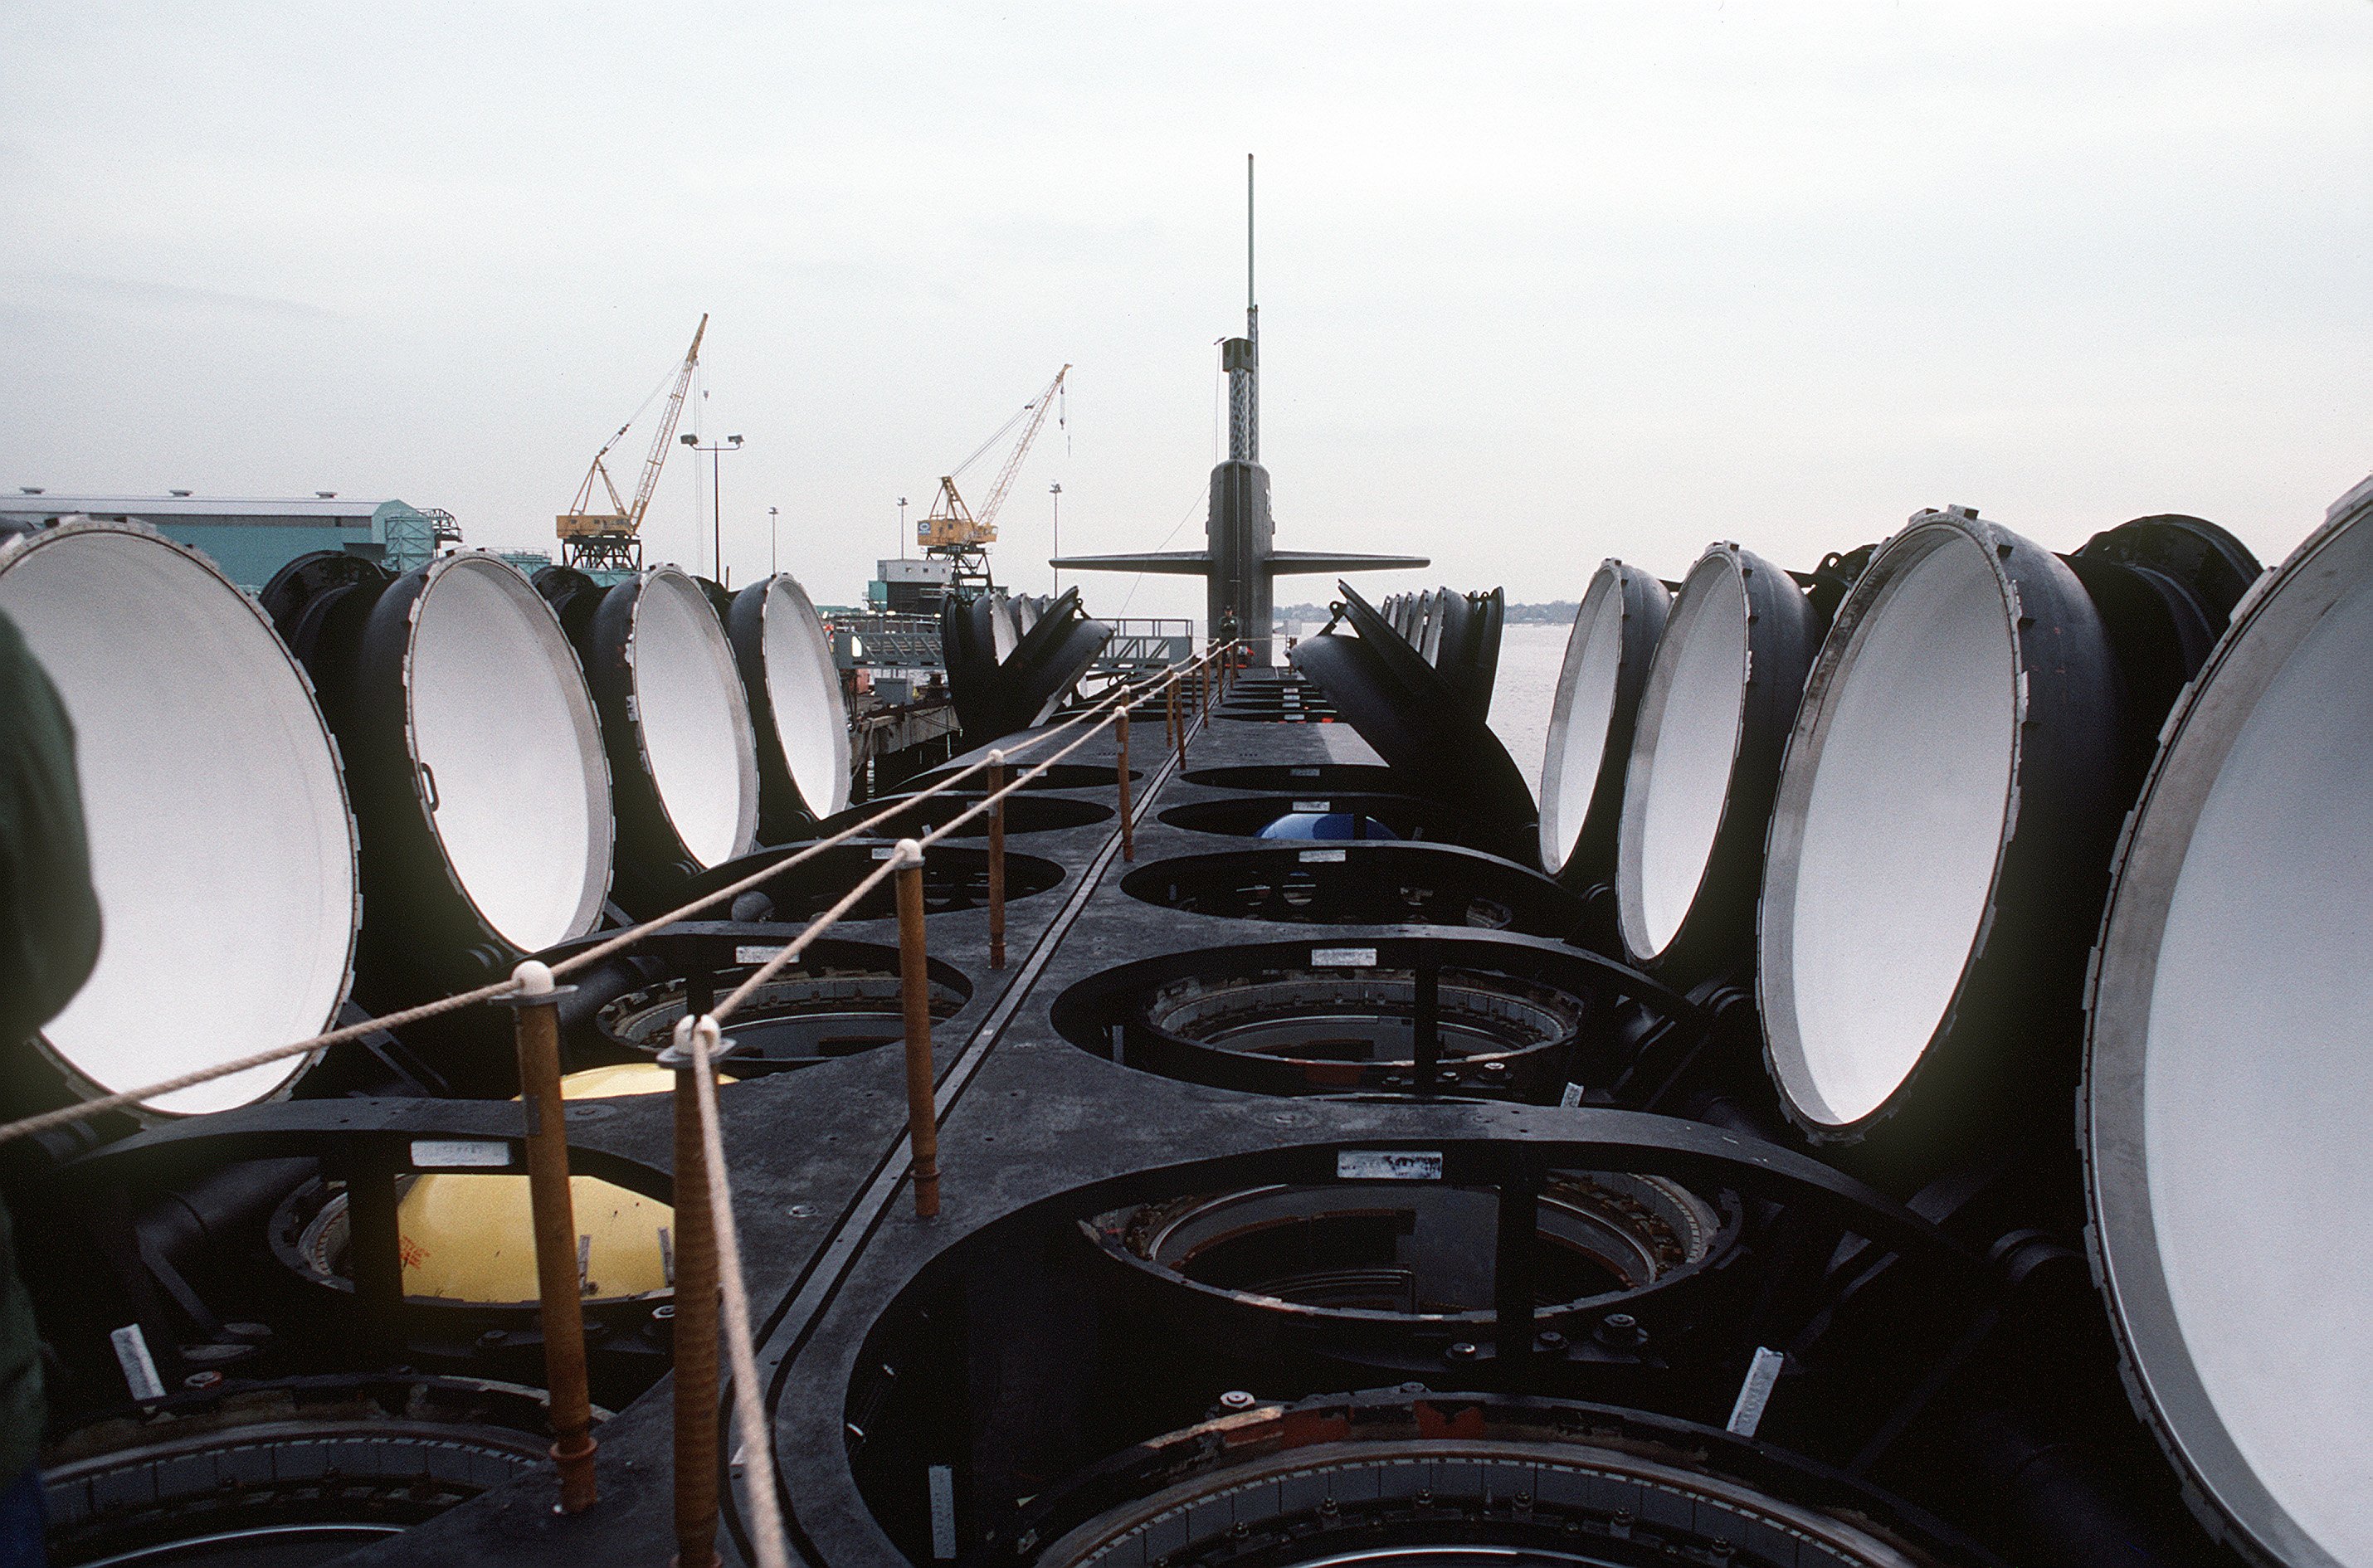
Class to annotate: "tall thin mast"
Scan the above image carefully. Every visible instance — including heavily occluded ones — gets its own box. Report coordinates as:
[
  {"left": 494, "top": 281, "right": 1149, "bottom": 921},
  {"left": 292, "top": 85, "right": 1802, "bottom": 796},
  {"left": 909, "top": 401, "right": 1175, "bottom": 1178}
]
[
  {"left": 1245, "top": 153, "right": 1258, "bottom": 465},
  {"left": 1225, "top": 155, "right": 1260, "bottom": 465}
]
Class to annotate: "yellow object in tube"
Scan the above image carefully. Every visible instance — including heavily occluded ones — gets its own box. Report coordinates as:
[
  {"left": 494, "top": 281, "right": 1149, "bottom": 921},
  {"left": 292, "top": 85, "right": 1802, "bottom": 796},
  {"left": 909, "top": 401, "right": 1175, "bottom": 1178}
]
[{"left": 396, "top": 1063, "right": 707, "bottom": 1304}]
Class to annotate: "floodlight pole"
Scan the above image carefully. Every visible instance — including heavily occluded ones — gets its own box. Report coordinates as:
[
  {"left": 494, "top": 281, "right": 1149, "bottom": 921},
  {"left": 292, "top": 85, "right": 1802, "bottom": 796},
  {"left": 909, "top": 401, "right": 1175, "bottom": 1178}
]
[{"left": 683, "top": 433, "right": 743, "bottom": 585}]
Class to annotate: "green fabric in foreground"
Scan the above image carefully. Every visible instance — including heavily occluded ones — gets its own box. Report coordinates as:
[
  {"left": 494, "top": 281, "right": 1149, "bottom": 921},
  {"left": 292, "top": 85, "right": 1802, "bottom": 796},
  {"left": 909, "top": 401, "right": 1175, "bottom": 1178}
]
[{"left": 0, "top": 604, "right": 104, "bottom": 1487}]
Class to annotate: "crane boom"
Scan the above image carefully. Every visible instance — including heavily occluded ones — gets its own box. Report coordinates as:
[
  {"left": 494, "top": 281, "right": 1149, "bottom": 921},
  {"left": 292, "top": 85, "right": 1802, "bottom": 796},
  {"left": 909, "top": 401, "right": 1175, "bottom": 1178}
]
[
  {"left": 918, "top": 363, "right": 1070, "bottom": 558},
  {"left": 629, "top": 314, "right": 706, "bottom": 528},
  {"left": 972, "top": 363, "right": 1068, "bottom": 533},
  {"left": 557, "top": 313, "right": 708, "bottom": 571}
]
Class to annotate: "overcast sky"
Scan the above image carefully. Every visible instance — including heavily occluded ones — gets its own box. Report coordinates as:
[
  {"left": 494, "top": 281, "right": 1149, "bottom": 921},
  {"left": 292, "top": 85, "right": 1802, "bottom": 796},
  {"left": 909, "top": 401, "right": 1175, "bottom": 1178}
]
[{"left": 3, "top": 2, "right": 2368, "bottom": 626}]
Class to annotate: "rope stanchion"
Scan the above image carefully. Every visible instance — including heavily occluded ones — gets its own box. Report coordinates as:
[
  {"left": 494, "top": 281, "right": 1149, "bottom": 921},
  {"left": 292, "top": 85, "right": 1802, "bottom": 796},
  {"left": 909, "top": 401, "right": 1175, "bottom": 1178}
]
[
  {"left": 343, "top": 1141, "right": 403, "bottom": 1351},
  {"left": 1167, "top": 675, "right": 1181, "bottom": 761},
  {"left": 500, "top": 960, "right": 598, "bottom": 1516},
  {"left": 987, "top": 750, "right": 1006, "bottom": 971},
  {"left": 891, "top": 841, "right": 939, "bottom": 1220},
  {"left": 660, "top": 1017, "right": 723, "bottom": 1567},
  {"left": 1117, "top": 709, "right": 1134, "bottom": 864}
]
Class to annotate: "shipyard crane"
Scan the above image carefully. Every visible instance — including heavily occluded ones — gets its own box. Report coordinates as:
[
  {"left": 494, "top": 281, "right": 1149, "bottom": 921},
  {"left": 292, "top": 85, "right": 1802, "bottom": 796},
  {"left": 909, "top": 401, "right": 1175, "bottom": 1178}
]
[
  {"left": 919, "top": 363, "right": 1069, "bottom": 594},
  {"left": 556, "top": 314, "right": 708, "bottom": 571}
]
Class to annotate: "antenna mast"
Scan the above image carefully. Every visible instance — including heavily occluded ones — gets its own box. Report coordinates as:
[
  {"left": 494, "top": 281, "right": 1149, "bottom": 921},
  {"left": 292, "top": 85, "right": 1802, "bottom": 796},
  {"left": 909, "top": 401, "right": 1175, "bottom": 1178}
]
[{"left": 1224, "top": 154, "right": 1260, "bottom": 465}]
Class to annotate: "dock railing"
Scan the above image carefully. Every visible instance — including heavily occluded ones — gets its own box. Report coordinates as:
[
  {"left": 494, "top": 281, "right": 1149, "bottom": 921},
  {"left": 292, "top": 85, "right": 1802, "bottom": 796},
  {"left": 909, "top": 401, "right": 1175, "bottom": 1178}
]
[
  {"left": 1096, "top": 617, "right": 1194, "bottom": 670},
  {"left": 829, "top": 611, "right": 944, "bottom": 669}
]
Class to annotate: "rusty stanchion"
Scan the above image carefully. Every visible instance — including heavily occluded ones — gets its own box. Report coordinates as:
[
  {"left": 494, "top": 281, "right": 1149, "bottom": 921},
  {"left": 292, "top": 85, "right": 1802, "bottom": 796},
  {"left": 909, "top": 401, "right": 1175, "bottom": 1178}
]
[
  {"left": 503, "top": 960, "right": 598, "bottom": 1515},
  {"left": 660, "top": 1019, "right": 721, "bottom": 1566},
  {"left": 1167, "top": 675, "right": 1181, "bottom": 759},
  {"left": 894, "top": 841, "right": 941, "bottom": 1219},
  {"left": 1116, "top": 709, "right": 1134, "bottom": 863},
  {"left": 987, "top": 750, "right": 1007, "bottom": 970}
]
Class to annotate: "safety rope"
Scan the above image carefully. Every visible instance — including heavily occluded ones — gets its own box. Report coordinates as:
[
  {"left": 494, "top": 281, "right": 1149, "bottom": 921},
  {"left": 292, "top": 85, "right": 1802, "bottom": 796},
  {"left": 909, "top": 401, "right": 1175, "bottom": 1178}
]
[
  {"left": 684, "top": 1013, "right": 789, "bottom": 1568},
  {"left": 0, "top": 643, "right": 1232, "bottom": 1148},
  {"left": 707, "top": 699, "right": 1140, "bottom": 1027}
]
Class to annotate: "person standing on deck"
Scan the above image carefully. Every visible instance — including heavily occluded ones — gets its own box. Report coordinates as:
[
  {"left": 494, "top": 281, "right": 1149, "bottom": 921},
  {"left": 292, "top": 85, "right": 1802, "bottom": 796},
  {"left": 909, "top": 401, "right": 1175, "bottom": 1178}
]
[{"left": 0, "top": 606, "right": 105, "bottom": 1566}]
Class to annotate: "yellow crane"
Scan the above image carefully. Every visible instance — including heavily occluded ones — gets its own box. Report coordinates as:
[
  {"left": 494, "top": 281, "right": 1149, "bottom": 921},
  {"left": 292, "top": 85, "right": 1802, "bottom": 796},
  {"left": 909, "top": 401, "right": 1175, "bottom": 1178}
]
[
  {"left": 556, "top": 314, "right": 708, "bottom": 571},
  {"left": 919, "top": 363, "right": 1069, "bottom": 591}
]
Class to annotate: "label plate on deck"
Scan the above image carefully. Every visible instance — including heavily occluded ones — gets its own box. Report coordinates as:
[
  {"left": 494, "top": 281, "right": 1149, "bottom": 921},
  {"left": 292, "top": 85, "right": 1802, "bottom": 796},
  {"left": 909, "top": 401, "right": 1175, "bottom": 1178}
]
[
  {"left": 928, "top": 1464, "right": 957, "bottom": 1559},
  {"left": 1310, "top": 945, "right": 1375, "bottom": 965},
  {"left": 1337, "top": 1150, "right": 1444, "bottom": 1181},
  {"left": 411, "top": 1139, "right": 513, "bottom": 1170}
]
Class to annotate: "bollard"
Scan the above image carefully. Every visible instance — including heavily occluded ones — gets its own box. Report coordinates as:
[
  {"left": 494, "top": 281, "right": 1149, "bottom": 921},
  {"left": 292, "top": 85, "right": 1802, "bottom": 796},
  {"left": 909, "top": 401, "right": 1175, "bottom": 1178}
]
[
  {"left": 987, "top": 750, "right": 1007, "bottom": 970},
  {"left": 501, "top": 962, "right": 599, "bottom": 1516},
  {"left": 1116, "top": 709, "right": 1134, "bottom": 864},
  {"left": 894, "top": 841, "right": 941, "bottom": 1219},
  {"left": 661, "top": 1018, "right": 721, "bottom": 1566}
]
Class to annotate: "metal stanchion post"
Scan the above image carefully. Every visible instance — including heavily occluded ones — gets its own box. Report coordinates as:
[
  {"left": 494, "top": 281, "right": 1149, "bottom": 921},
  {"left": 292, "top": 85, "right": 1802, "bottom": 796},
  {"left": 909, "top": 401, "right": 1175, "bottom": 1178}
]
[
  {"left": 987, "top": 751, "right": 1007, "bottom": 970},
  {"left": 1495, "top": 1166, "right": 1540, "bottom": 1370},
  {"left": 894, "top": 841, "right": 941, "bottom": 1219},
  {"left": 1116, "top": 709, "right": 1134, "bottom": 863},
  {"left": 1413, "top": 942, "right": 1441, "bottom": 1094},
  {"left": 660, "top": 1019, "right": 720, "bottom": 1566},
  {"left": 342, "top": 1140, "right": 402, "bottom": 1352},
  {"left": 503, "top": 960, "right": 598, "bottom": 1515},
  {"left": 1167, "top": 676, "right": 1180, "bottom": 758}
]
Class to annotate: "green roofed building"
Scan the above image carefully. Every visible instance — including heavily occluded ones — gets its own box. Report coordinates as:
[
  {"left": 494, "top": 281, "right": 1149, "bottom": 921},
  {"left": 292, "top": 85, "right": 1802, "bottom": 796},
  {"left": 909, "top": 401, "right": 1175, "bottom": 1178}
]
[{"left": 0, "top": 491, "right": 463, "bottom": 591}]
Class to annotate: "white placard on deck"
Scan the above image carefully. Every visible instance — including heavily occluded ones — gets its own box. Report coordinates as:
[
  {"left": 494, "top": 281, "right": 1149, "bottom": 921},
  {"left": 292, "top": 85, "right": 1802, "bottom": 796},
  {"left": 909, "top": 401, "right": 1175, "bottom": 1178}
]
[
  {"left": 112, "top": 1324, "right": 163, "bottom": 1401},
  {"left": 1336, "top": 1149, "right": 1445, "bottom": 1181},
  {"left": 928, "top": 1463, "right": 957, "bottom": 1559},
  {"left": 411, "top": 1139, "right": 513, "bottom": 1170},
  {"left": 1727, "top": 1346, "right": 1786, "bottom": 1437}
]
